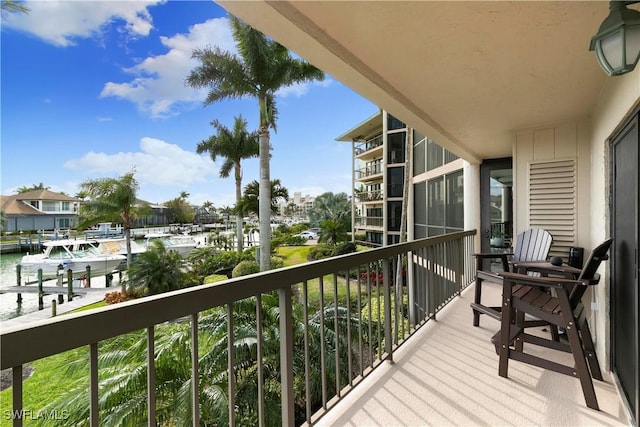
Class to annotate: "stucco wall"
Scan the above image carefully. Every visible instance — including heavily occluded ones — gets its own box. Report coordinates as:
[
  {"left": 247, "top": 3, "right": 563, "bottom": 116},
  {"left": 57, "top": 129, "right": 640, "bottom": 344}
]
[{"left": 589, "top": 69, "right": 640, "bottom": 369}]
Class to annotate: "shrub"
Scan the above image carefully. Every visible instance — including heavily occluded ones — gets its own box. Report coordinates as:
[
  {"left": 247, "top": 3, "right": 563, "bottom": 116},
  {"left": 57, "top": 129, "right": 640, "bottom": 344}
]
[
  {"left": 308, "top": 245, "right": 335, "bottom": 261},
  {"left": 232, "top": 260, "right": 260, "bottom": 277},
  {"left": 333, "top": 241, "right": 357, "bottom": 256}
]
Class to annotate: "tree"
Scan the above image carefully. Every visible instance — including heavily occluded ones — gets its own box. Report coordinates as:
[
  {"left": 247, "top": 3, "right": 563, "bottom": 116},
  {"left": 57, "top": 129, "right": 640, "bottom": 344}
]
[
  {"left": 164, "top": 195, "right": 195, "bottom": 224},
  {"left": 1, "top": 0, "right": 29, "bottom": 15},
  {"left": 78, "top": 172, "right": 150, "bottom": 293},
  {"left": 307, "top": 192, "right": 351, "bottom": 245},
  {"left": 197, "top": 115, "right": 259, "bottom": 252},
  {"left": 0, "top": 210, "right": 6, "bottom": 233},
  {"left": 16, "top": 182, "right": 47, "bottom": 193},
  {"left": 237, "top": 179, "right": 289, "bottom": 217},
  {"left": 126, "top": 239, "right": 197, "bottom": 295},
  {"left": 186, "top": 15, "right": 325, "bottom": 271}
]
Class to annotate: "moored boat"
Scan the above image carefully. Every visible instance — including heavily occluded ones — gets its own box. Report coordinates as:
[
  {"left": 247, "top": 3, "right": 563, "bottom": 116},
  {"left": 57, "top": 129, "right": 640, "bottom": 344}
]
[
  {"left": 144, "top": 233, "right": 199, "bottom": 257},
  {"left": 20, "top": 239, "right": 126, "bottom": 280}
]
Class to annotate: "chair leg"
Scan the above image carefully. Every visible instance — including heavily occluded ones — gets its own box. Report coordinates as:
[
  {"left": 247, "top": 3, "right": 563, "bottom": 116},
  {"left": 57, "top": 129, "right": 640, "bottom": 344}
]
[
  {"left": 558, "top": 294, "right": 599, "bottom": 411},
  {"left": 498, "top": 279, "right": 514, "bottom": 378},
  {"left": 514, "top": 308, "right": 525, "bottom": 352},
  {"left": 473, "top": 277, "right": 483, "bottom": 327},
  {"left": 579, "top": 316, "right": 603, "bottom": 381}
]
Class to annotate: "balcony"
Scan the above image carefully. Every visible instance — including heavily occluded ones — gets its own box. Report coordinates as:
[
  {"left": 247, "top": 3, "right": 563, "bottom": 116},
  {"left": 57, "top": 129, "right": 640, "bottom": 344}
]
[
  {"left": 354, "top": 215, "right": 384, "bottom": 229},
  {"left": 355, "top": 163, "right": 383, "bottom": 181},
  {"left": 355, "top": 190, "right": 383, "bottom": 203},
  {"left": 354, "top": 134, "right": 383, "bottom": 159},
  {"left": 1, "top": 230, "right": 629, "bottom": 426}
]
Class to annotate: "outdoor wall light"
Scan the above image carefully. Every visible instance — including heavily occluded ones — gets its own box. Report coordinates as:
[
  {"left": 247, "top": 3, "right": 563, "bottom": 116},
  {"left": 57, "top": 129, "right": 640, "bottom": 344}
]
[{"left": 589, "top": 1, "right": 640, "bottom": 76}]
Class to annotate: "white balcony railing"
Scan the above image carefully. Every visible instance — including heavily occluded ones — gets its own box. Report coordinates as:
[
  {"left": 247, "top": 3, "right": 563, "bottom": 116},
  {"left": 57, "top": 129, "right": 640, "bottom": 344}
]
[{"left": 2, "top": 231, "right": 476, "bottom": 426}]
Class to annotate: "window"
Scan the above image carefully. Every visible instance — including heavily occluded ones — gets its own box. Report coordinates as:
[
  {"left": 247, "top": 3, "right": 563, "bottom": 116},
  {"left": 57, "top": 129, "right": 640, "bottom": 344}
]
[
  {"left": 387, "top": 167, "right": 404, "bottom": 198},
  {"left": 387, "top": 132, "right": 405, "bottom": 163},
  {"left": 387, "top": 114, "right": 406, "bottom": 130},
  {"left": 427, "top": 139, "right": 443, "bottom": 171},
  {"left": 61, "top": 201, "right": 70, "bottom": 211},
  {"left": 415, "top": 170, "right": 464, "bottom": 237},
  {"left": 58, "top": 218, "right": 71, "bottom": 228},
  {"left": 413, "top": 137, "right": 426, "bottom": 176},
  {"left": 387, "top": 201, "right": 402, "bottom": 231}
]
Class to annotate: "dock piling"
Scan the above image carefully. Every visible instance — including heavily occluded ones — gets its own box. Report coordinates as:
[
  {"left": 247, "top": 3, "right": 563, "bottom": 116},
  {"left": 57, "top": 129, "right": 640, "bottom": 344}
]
[
  {"left": 38, "top": 269, "right": 44, "bottom": 310},
  {"left": 51, "top": 299, "right": 57, "bottom": 317},
  {"left": 85, "top": 265, "right": 91, "bottom": 288},
  {"left": 15, "top": 264, "right": 22, "bottom": 304},
  {"left": 67, "top": 268, "right": 73, "bottom": 302}
]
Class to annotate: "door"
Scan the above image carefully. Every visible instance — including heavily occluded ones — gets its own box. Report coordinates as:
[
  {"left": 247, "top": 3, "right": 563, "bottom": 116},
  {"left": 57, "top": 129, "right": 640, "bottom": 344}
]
[
  {"left": 480, "top": 158, "right": 513, "bottom": 269},
  {"left": 611, "top": 113, "right": 639, "bottom": 424}
]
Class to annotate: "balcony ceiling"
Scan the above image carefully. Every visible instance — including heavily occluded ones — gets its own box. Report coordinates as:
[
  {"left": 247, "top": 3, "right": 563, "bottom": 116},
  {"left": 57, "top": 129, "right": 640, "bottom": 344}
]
[{"left": 218, "top": 1, "right": 612, "bottom": 163}]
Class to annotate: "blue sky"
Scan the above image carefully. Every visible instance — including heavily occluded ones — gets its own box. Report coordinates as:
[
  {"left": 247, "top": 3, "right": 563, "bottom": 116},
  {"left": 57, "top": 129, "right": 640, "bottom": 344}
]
[{"left": 1, "top": 0, "right": 378, "bottom": 207}]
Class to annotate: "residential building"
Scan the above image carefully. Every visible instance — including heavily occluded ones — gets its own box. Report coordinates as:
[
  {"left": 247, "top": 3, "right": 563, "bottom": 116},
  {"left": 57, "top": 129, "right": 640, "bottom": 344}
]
[
  {"left": 0, "top": 189, "right": 81, "bottom": 233},
  {"left": 338, "top": 110, "right": 466, "bottom": 247},
  {"left": 2, "top": 2, "right": 638, "bottom": 426}
]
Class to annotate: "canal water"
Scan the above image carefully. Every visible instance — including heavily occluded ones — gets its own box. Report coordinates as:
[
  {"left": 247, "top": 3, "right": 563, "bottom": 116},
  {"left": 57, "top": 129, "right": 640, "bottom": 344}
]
[{"left": 0, "top": 252, "right": 38, "bottom": 320}]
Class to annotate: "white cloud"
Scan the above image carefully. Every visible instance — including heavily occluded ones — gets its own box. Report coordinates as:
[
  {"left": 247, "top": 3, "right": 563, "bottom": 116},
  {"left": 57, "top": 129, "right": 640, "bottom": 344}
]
[
  {"left": 97, "top": 116, "right": 112, "bottom": 122},
  {"left": 276, "top": 79, "right": 333, "bottom": 98},
  {"left": 4, "top": 0, "right": 163, "bottom": 47},
  {"left": 63, "top": 137, "right": 215, "bottom": 186},
  {"left": 100, "top": 17, "right": 236, "bottom": 118}
]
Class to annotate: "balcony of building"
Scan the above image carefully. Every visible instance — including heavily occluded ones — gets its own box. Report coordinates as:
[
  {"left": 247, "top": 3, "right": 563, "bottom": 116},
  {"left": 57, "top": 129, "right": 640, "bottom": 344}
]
[
  {"left": 354, "top": 134, "right": 384, "bottom": 161},
  {"left": 355, "top": 163, "right": 383, "bottom": 182},
  {"left": 355, "top": 189, "right": 383, "bottom": 204},
  {"left": 2, "top": 230, "right": 630, "bottom": 426},
  {"left": 354, "top": 215, "right": 384, "bottom": 230}
]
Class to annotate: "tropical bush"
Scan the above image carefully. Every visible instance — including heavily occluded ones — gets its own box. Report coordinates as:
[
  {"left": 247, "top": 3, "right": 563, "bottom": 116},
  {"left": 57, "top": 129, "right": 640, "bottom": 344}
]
[
  {"left": 333, "top": 241, "right": 357, "bottom": 256},
  {"left": 126, "top": 239, "right": 198, "bottom": 295},
  {"left": 232, "top": 260, "right": 260, "bottom": 277}
]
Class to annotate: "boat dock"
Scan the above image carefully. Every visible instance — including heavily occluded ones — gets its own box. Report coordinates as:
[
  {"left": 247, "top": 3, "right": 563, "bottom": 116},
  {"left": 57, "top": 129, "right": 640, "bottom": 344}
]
[{"left": 1, "top": 286, "right": 114, "bottom": 329}]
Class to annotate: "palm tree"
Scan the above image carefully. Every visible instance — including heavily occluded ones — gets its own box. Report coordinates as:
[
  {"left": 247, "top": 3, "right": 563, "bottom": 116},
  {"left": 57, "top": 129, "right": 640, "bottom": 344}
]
[
  {"left": 43, "top": 293, "right": 361, "bottom": 426},
  {"left": 1, "top": 0, "right": 29, "bottom": 14},
  {"left": 78, "top": 172, "right": 150, "bottom": 293},
  {"left": 186, "top": 14, "right": 325, "bottom": 271},
  {"left": 197, "top": 115, "right": 259, "bottom": 252},
  {"left": 237, "top": 179, "right": 289, "bottom": 217},
  {"left": 126, "top": 239, "right": 197, "bottom": 295}
]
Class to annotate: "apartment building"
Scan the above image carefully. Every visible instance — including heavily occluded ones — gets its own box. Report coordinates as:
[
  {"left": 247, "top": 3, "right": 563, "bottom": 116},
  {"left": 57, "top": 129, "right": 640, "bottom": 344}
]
[{"left": 338, "top": 110, "right": 467, "bottom": 247}]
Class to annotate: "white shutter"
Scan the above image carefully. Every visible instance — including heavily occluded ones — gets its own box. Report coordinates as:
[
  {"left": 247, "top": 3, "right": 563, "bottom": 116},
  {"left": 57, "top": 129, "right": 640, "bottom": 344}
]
[{"left": 528, "top": 159, "right": 576, "bottom": 259}]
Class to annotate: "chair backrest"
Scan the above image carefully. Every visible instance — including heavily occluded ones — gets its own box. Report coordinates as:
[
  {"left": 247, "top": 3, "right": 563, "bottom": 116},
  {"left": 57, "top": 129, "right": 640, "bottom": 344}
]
[
  {"left": 569, "top": 238, "right": 613, "bottom": 305},
  {"left": 512, "top": 228, "right": 553, "bottom": 263}
]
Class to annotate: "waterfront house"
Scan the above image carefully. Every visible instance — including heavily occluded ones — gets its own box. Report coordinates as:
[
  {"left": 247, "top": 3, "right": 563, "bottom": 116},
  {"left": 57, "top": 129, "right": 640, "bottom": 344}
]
[
  {"left": 0, "top": 189, "right": 80, "bottom": 233},
  {"left": 2, "top": 2, "right": 638, "bottom": 426}
]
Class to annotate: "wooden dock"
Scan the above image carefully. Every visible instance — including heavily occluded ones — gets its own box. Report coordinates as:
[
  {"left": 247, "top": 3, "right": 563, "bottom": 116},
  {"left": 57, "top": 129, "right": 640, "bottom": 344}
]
[{"left": 0, "top": 285, "right": 111, "bottom": 295}]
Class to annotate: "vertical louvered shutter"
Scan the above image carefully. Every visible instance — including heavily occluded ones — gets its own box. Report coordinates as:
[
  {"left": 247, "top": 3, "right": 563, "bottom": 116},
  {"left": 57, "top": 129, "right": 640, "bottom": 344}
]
[{"left": 528, "top": 159, "right": 576, "bottom": 259}]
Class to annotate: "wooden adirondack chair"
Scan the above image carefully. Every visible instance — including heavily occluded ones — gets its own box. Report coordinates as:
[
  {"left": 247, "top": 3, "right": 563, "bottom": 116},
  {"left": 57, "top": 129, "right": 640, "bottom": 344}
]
[
  {"left": 471, "top": 228, "right": 553, "bottom": 326},
  {"left": 494, "top": 238, "right": 612, "bottom": 411}
]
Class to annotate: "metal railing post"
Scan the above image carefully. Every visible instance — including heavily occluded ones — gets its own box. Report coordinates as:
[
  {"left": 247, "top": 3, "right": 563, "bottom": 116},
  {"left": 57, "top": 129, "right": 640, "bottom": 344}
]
[
  {"left": 279, "top": 286, "right": 294, "bottom": 426},
  {"left": 383, "top": 258, "right": 393, "bottom": 362}
]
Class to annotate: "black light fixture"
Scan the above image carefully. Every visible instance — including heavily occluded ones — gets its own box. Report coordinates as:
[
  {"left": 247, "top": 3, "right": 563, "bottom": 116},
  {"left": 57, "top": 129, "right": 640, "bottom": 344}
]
[{"left": 589, "top": 1, "right": 640, "bottom": 76}]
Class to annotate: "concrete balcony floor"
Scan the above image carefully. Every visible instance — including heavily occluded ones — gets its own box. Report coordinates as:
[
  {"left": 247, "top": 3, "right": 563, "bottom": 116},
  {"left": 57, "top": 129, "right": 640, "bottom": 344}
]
[{"left": 317, "top": 283, "right": 631, "bottom": 426}]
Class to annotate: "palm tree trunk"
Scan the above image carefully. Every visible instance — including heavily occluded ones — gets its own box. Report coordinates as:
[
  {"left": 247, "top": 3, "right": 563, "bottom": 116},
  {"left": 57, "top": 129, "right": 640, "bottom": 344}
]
[
  {"left": 235, "top": 165, "right": 244, "bottom": 253},
  {"left": 258, "top": 126, "right": 271, "bottom": 271},
  {"left": 124, "top": 227, "right": 132, "bottom": 295}
]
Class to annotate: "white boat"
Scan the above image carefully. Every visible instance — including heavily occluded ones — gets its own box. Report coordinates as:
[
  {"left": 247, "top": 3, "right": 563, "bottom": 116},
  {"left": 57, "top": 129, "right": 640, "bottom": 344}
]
[
  {"left": 93, "top": 237, "right": 146, "bottom": 270},
  {"left": 20, "top": 239, "right": 126, "bottom": 280},
  {"left": 143, "top": 233, "right": 199, "bottom": 257}
]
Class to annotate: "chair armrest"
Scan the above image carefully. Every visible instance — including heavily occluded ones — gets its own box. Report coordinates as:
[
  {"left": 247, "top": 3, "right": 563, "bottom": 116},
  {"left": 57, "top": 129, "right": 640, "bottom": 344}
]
[
  {"left": 499, "top": 271, "right": 586, "bottom": 289},
  {"left": 511, "top": 261, "right": 582, "bottom": 277},
  {"left": 474, "top": 252, "right": 514, "bottom": 259}
]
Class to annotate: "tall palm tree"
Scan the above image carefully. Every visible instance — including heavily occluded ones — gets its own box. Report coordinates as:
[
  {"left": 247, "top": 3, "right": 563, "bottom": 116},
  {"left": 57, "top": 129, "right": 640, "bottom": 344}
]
[
  {"left": 186, "top": 15, "right": 325, "bottom": 271},
  {"left": 78, "top": 172, "right": 150, "bottom": 293},
  {"left": 1, "top": 0, "right": 29, "bottom": 14},
  {"left": 197, "top": 115, "right": 259, "bottom": 252},
  {"left": 237, "top": 179, "right": 289, "bottom": 217}
]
